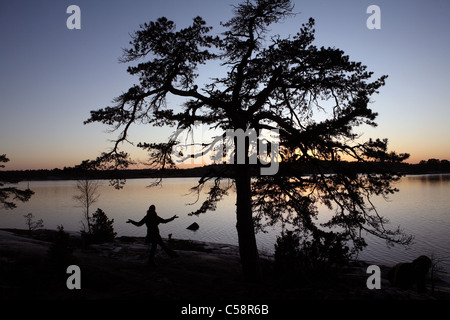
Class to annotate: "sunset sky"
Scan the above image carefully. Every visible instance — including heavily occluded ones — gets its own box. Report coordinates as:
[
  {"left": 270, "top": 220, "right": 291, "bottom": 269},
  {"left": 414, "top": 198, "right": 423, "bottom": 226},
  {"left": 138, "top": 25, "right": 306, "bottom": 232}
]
[{"left": 1, "top": 0, "right": 449, "bottom": 170}]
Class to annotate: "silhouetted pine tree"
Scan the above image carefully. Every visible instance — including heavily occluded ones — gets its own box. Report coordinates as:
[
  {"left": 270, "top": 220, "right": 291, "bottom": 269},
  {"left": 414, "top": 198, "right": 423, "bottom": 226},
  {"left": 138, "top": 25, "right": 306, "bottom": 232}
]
[{"left": 82, "top": 0, "right": 412, "bottom": 280}]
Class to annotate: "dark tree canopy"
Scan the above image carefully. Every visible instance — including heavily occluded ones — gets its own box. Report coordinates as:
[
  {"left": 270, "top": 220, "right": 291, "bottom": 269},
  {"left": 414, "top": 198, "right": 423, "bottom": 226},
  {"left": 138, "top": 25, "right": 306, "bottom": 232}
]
[
  {"left": 0, "top": 154, "right": 34, "bottom": 210},
  {"left": 83, "top": 0, "right": 412, "bottom": 280}
]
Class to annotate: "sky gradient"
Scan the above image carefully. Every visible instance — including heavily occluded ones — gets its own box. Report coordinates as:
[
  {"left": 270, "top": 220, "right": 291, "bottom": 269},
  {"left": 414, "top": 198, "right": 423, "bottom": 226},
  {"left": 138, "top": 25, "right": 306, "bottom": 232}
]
[{"left": 1, "top": 0, "right": 449, "bottom": 170}]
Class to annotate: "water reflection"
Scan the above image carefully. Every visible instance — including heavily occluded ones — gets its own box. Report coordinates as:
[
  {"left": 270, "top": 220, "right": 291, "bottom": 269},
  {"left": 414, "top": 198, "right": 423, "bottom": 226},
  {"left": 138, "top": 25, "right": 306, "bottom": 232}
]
[{"left": 405, "top": 173, "right": 450, "bottom": 184}]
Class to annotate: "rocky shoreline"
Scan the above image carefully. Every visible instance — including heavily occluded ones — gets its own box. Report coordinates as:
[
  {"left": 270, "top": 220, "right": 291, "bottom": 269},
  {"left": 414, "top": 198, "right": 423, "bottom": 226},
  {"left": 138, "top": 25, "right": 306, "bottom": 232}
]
[{"left": 1, "top": 228, "right": 449, "bottom": 301}]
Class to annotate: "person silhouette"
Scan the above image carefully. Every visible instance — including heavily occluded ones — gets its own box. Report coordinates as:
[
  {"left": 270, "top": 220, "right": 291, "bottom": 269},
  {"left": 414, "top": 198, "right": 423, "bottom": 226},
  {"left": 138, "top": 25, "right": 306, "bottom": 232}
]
[{"left": 126, "top": 204, "right": 178, "bottom": 265}]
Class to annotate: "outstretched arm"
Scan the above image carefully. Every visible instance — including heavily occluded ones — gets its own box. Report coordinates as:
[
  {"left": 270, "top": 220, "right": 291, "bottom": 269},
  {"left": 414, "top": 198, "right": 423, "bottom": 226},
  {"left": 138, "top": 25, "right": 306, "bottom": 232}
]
[
  {"left": 126, "top": 216, "right": 146, "bottom": 226},
  {"left": 158, "top": 215, "right": 179, "bottom": 224}
]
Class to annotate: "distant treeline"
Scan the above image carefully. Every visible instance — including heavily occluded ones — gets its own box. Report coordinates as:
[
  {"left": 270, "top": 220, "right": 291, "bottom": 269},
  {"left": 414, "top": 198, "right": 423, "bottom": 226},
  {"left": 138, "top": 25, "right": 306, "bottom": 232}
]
[{"left": 1, "top": 159, "right": 449, "bottom": 182}]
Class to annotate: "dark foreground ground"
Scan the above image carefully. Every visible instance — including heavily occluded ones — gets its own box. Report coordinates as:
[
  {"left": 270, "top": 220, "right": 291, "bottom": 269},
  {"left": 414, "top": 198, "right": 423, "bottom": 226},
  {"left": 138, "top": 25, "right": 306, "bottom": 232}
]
[{"left": 1, "top": 229, "right": 449, "bottom": 305}]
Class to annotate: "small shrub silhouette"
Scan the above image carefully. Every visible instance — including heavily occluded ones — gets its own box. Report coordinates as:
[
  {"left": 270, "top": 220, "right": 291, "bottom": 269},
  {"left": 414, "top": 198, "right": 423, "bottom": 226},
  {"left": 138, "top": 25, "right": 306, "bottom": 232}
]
[
  {"left": 23, "top": 213, "right": 44, "bottom": 233},
  {"left": 81, "top": 208, "right": 117, "bottom": 244},
  {"left": 274, "top": 230, "right": 302, "bottom": 274},
  {"left": 275, "top": 229, "right": 353, "bottom": 277}
]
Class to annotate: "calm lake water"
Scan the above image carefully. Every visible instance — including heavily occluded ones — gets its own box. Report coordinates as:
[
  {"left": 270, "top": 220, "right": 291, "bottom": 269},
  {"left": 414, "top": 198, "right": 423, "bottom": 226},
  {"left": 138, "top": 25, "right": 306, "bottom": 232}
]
[{"left": 1, "top": 174, "right": 449, "bottom": 273}]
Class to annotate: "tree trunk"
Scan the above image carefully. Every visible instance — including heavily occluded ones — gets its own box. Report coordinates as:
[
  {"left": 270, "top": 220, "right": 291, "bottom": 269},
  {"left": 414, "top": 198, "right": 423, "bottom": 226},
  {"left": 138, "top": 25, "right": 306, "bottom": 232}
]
[{"left": 235, "top": 163, "right": 262, "bottom": 281}]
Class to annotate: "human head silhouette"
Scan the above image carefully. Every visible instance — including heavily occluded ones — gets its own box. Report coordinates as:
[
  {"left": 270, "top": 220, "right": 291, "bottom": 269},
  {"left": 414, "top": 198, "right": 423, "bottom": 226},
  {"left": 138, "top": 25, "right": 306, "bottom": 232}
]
[{"left": 148, "top": 204, "right": 156, "bottom": 215}]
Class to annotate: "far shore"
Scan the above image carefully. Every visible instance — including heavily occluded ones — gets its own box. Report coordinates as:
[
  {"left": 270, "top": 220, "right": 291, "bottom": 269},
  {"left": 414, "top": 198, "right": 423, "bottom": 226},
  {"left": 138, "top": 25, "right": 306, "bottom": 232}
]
[{"left": 2, "top": 162, "right": 450, "bottom": 182}]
